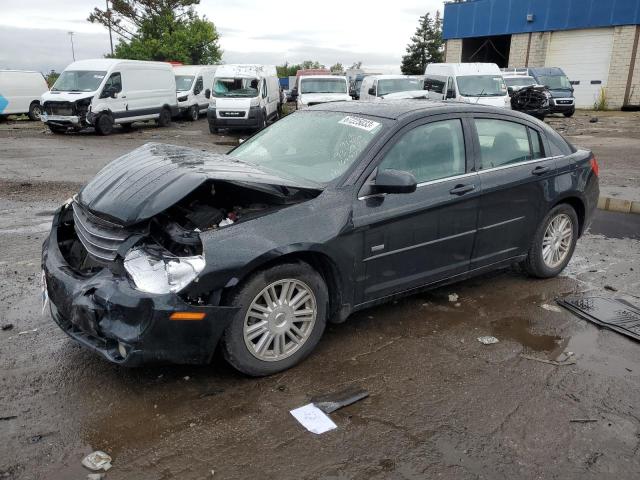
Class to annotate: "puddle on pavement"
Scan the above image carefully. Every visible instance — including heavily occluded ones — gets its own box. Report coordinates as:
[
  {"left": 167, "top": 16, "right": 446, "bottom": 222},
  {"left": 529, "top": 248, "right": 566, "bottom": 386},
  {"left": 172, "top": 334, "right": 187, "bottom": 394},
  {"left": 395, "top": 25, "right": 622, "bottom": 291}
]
[{"left": 489, "top": 316, "right": 562, "bottom": 352}]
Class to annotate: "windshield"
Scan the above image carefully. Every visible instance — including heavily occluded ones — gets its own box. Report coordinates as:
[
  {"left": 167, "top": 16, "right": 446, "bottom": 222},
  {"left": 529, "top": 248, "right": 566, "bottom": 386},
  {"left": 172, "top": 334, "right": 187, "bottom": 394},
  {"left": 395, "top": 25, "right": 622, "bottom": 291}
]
[
  {"left": 378, "top": 78, "right": 423, "bottom": 96},
  {"left": 504, "top": 77, "right": 536, "bottom": 87},
  {"left": 456, "top": 75, "right": 507, "bottom": 97},
  {"left": 230, "top": 111, "right": 384, "bottom": 183},
  {"left": 175, "top": 75, "right": 195, "bottom": 91},
  {"left": 537, "top": 74, "right": 571, "bottom": 90},
  {"left": 213, "top": 77, "right": 259, "bottom": 98},
  {"left": 51, "top": 70, "right": 106, "bottom": 92},
  {"left": 300, "top": 78, "right": 347, "bottom": 94}
]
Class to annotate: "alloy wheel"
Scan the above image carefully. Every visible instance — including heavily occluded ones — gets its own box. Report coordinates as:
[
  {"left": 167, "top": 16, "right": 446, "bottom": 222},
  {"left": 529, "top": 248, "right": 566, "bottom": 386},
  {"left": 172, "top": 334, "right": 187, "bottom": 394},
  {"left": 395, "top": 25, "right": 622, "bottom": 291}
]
[
  {"left": 542, "top": 213, "right": 573, "bottom": 268},
  {"left": 243, "top": 279, "right": 317, "bottom": 362}
]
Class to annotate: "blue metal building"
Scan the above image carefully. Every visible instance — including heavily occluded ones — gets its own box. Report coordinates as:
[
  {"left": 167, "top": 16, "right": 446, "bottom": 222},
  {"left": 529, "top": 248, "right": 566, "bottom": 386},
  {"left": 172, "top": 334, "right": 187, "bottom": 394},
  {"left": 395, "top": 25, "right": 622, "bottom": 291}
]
[{"left": 442, "top": 0, "right": 640, "bottom": 108}]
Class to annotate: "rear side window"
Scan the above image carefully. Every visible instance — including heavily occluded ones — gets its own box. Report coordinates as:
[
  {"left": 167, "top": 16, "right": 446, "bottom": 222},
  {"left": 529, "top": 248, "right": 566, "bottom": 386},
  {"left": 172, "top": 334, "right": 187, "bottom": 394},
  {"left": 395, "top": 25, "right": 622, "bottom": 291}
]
[
  {"left": 475, "top": 119, "right": 534, "bottom": 169},
  {"left": 378, "top": 119, "right": 466, "bottom": 183}
]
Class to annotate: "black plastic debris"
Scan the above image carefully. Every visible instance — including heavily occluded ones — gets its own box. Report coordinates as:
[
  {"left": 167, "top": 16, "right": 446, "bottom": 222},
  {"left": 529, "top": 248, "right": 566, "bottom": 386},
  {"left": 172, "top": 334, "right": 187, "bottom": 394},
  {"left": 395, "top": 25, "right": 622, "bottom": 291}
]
[
  {"left": 311, "top": 386, "right": 369, "bottom": 414},
  {"left": 557, "top": 296, "right": 640, "bottom": 342},
  {"left": 1, "top": 324, "right": 13, "bottom": 331}
]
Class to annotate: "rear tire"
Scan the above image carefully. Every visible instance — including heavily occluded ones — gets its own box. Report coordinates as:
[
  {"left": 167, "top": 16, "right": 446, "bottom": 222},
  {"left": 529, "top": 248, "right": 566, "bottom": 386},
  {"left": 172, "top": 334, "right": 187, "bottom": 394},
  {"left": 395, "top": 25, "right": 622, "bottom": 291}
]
[
  {"left": 222, "top": 261, "right": 328, "bottom": 376},
  {"left": 523, "top": 204, "right": 579, "bottom": 278},
  {"left": 28, "top": 102, "right": 42, "bottom": 121},
  {"left": 157, "top": 107, "right": 172, "bottom": 127},
  {"left": 94, "top": 113, "right": 114, "bottom": 136}
]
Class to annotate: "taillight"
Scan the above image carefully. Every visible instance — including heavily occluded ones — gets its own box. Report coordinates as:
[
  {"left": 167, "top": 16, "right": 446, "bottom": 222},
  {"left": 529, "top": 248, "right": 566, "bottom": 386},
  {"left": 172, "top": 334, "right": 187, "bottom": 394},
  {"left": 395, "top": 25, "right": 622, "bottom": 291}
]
[{"left": 590, "top": 157, "right": 599, "bottom": 177}]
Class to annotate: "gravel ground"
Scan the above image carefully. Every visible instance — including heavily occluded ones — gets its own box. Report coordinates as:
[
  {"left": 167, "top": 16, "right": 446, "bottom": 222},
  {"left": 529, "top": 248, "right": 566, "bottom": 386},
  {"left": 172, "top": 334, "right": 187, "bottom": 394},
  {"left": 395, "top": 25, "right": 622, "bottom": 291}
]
[{"left": 1, "top": 113, "right": 639, "bottom": 480}]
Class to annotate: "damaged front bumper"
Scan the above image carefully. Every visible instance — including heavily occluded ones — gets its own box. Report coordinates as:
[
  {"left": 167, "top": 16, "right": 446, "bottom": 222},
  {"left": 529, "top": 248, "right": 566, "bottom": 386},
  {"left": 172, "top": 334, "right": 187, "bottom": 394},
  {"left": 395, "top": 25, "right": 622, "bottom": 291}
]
[
  {"left": 42, "top": 208, "right": 239, "bottom": 366},
  {"left": 41, "top": 114, "right": 83, "bottom": 127}
]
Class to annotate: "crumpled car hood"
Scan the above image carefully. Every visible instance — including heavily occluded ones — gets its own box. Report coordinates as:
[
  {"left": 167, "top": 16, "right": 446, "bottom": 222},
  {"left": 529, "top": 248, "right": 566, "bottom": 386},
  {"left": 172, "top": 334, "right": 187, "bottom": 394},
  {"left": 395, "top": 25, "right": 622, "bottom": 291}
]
[{"left": 78, "top": 143, "right": 322, "bottom": 226}]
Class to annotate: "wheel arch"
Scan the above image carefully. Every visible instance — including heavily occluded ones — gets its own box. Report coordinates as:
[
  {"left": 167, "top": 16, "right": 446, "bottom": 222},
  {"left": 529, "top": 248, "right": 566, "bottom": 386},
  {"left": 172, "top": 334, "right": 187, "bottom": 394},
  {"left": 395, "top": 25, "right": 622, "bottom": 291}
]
[
  {"left": 221, "top": 248, "right": 344, "bottom": 322},
  {"left": 552, "top": 195, "right": 586, "bottom": 235}
]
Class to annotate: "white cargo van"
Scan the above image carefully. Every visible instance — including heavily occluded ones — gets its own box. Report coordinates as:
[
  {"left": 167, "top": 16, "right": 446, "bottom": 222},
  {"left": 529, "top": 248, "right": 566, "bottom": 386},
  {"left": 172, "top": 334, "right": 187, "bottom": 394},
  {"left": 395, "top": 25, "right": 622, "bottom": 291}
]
[
  {"left": 424, "top": 63, "right": 510, "bottom": 109},
  {"left": 0, "top": 70, "right": 49, "bottom": 120},
  {"left": 41, "top": 59, "right": 178, "bottom": 135},
  {"left": 295, "top": 75, "right": 351, "bottom": 109},
  {"left": 174, "top": 65, "right": 218, "bottom": 121},
  {"left": 359, "top": 75, "right": 425, "bottom": 101},
  {"left": 207, "top": 64, "right": 280, "bottom": 133}
]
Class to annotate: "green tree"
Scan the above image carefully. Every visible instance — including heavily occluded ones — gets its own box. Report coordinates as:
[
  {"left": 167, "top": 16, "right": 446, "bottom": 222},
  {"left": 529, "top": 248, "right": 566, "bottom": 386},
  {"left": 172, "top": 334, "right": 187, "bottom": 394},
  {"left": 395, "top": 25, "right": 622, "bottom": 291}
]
[
  {"left": 88, "top": 0, "right": 222, "bottom": 64},
  {"left": 329, "top": 62, "right": 344, "bottom": 73},
  {"left": 276, "top": 61, "right": 326, "bottom": 77},
  {"left": 400, "top": 11, "right": 443, "bottom": 75},
  {"left": 45, "top": 70, "right": 60, "bottom": 87}
]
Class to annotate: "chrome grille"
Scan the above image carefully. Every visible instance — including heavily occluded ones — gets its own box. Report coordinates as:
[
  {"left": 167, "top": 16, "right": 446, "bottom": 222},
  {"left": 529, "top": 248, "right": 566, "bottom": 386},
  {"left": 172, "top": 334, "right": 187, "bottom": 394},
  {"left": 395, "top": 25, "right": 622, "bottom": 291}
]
[{"left": 72, "top": 202, "right": 129, "bottom": 262}]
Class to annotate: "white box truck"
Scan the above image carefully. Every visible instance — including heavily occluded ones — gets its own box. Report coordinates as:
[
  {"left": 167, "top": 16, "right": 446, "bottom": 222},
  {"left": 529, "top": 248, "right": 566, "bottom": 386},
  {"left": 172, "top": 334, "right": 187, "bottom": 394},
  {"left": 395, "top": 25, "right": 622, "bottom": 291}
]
[
  {"left": 41, "top": 59, "right": 178, "bottom": 135},
  {"left": 424, "top": 63, "right": 511, "bottom": 109},
  {"left": 0, "top": 70, "right": 49, "bottom": 120},
  {"left": 174, "top": 65, "right": 218, "bottom": 121},
  {"left": 207, "top": 64, "right": 280, "bottom": 133}
]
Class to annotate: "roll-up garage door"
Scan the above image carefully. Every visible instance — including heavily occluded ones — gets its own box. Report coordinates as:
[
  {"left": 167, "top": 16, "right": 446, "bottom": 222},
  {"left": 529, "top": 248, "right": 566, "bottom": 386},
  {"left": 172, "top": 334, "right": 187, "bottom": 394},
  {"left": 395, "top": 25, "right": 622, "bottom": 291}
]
[{"left": 546, "top": 28, "right": 614, "bottom": 108}]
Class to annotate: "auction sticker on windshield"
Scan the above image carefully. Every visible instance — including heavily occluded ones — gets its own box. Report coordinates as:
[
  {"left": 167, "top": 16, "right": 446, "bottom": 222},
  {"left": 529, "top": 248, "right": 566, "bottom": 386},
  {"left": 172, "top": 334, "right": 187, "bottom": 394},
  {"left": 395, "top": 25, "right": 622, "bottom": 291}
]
[{"left": 339, "top": 116, "right": 380, "bottom": 132}]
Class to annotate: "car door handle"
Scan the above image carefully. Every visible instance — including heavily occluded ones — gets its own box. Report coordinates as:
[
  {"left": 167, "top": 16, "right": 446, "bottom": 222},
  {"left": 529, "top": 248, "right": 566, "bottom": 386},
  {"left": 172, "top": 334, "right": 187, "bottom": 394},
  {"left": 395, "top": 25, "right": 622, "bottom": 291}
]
[
  {"left": 449, "top": 184, "right": 475, "bottom": 195},
  {"left": 532, "top": 165, "right": 550, "bottom": 175}
]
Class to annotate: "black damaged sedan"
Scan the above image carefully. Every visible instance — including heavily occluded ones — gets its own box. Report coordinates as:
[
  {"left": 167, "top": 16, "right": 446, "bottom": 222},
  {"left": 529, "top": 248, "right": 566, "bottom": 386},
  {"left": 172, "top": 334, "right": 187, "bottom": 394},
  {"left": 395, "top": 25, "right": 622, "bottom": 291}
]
[{"left": 42, "top": 101, "right": 599, "bottom": 376}]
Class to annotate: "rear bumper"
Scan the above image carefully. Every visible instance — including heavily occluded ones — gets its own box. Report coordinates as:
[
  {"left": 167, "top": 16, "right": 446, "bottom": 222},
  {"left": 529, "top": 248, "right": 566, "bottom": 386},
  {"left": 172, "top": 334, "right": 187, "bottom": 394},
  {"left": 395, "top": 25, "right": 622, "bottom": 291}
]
[
  {"left": 42, "top": 207, "right": 239, "bottom": 366},
  {"left": 207, "top": 106, "right": 264, "bottom": 130}
]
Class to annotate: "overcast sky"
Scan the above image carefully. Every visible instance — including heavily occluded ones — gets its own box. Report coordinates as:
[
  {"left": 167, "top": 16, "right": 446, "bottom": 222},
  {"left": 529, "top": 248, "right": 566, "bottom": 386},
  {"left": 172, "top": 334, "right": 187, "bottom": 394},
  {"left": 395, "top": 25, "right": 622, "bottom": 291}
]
[{"left": 0, "top": 0, "right": 444, "bottom": 74}]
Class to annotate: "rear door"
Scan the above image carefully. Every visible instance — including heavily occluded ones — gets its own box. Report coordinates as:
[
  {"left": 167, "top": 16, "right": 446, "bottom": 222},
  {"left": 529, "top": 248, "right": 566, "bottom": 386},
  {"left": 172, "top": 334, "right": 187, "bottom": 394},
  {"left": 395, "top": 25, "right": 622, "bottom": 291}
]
[
  {"left": 470, "top": 116, "right": 557, "bottom": 269},
  {"left": 353, "top": 115, "right": 480, "bottom": 304}
]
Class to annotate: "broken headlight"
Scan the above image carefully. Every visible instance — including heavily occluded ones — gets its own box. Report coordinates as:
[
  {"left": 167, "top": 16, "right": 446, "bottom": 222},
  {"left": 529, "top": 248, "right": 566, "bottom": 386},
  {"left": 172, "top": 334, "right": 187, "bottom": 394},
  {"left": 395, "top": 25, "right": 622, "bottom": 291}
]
[{"left": 124, "top": 247, "right": 205, "bottom": 294}]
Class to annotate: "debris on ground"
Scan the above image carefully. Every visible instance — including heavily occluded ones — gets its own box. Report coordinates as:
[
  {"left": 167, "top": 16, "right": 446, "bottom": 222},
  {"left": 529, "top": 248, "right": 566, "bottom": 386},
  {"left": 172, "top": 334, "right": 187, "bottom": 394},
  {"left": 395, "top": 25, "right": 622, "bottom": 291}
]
[
  {"left": 521, "top": 352, "right": 576, "bottom": 366},
  {"left": 541, "top": 303, "right": 562, "bottom": 313},
  {"left": 477, "top": 336, "right": 499, "bottom": 345},
  {"left": 310, "top": 387, "right": 369, "bottom": 414},
  {"left": 604, "top": 285, "right": 618, "bottom": 292},
  {"left": 87, "top": 474, "right": 105, "bottom": 480},
  {"left": 557, "top": 296, "right": 640, "bottom": 342},
  {"left": 0, "top": 415, "right": 17, "bottom": 421},
  {"left": 1, "top": 323, "right": 13, "bottom": 331},
  {"left": 17, "top": 328, "right": 38, "bottom": 335},
  {"left": 448, "top": 293, "right": 459, "bottom": 302},
  {"left": 81, "top": 451, "right": 112, "bottom": 472},
  {"left": 290, "top": 403, "right": 337, "bottom": 434},
  {"left": 590, "top": 117, "right": 599, "bottom": 123},
  {"left": 570, "top": 418, "right": 598, "bottom": 423}
]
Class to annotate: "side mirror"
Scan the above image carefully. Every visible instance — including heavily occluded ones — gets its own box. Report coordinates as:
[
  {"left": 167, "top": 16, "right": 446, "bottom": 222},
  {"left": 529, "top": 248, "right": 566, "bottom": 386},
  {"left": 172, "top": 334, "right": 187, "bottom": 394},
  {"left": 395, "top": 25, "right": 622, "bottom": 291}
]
[
  {"left": 373, "top": 169, "right": 417, "bottom": 194},
  {"left": 446, "top": 89, "right": 456, "bottom": 99},
  {"left": 205, "top": 89, "right": 211, "bottom": 99},
  {"left": 507, "top": 86, "right": 514, "bottom": 95},
  {"left": 368, "top": 87, "right": 375, "bottom": 96},
  {"left": 110, "top": 90, "right": 118, "bottom": 99}
]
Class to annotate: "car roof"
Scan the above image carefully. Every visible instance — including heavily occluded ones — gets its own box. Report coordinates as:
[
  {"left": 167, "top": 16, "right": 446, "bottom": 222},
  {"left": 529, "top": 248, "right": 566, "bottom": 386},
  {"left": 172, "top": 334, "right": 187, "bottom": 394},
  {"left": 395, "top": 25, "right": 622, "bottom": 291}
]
[{"left": 309, "top": 100, "right": 526, "bottom": 121}]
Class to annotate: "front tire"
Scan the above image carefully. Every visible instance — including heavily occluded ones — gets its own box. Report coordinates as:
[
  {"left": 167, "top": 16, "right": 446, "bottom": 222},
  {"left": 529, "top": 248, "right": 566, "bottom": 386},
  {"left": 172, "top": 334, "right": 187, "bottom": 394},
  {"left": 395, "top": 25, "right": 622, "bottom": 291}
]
[
  {"left": 187, "top": 105, "right": 199, "bottom": 121},
  {"left": 94, "top": 113, "right": 114, "bottom": 136},
  {"left": 222, "top": 261, "right": 328, "bottom": 376},
  {"left": 28, "top": 102, "right": 42, "bottom": 121},
  {"left": 523, "top": 204, "right": 579, "bottom": 278},
  {"left": 563, "top": 110, "right": 575, "bottom": 118},
  {"left": 157, "top": 107, "right": 172, "bottom": 127}
]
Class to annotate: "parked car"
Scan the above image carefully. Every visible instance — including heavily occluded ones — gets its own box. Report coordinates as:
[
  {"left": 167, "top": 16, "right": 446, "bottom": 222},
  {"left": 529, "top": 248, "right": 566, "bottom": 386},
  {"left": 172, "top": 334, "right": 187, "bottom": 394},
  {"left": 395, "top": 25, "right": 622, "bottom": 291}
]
[
  {"left": 527, "top": 67, "right": 575, "bottom": 117},
  {"left": 359, "top": 75, "right": 425, "bottom": 101},
  {"left": 295, "top": 75, "right": 351, "bottom": 109},
  {"left": 0, "top": 70, "right": 49, "bottom": 120},
  {"left": 424, "top": 63, "right": 511, "bottom": 108},
  {"left": 207, "top": 64, "right": 280, "bottom": 133},
  {"left": 502, "top": 72, "right": 551, "bottom": 119},
  {"left": 349, "top": 74, "right": 365, "bottom": 99},
  {"left": 42, "top": 101, "right": 599, "bottom": 376},
  {"left": 41, "top": 59, "right": 178, "bottom": 135},
  {"left": 174, "top": 65, "right": 218, "bottom": 121}
]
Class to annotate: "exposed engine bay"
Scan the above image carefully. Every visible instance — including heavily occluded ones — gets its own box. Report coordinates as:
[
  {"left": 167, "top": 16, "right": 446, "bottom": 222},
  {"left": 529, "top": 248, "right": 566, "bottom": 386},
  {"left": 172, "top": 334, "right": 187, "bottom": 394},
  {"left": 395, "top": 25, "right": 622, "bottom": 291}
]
[
  {"left": 510, "top": 85, "right": 551, "bottom": 118},
  {"left": 56, "top": 179, "right": 319, "bottom": 275}
]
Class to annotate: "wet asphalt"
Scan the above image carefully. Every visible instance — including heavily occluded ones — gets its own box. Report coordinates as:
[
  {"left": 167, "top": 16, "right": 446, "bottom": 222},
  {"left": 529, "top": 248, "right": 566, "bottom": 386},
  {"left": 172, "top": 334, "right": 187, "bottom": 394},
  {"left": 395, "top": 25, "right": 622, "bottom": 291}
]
[{"left": 1, "top": 114, "right": 639, "bottom": 480}]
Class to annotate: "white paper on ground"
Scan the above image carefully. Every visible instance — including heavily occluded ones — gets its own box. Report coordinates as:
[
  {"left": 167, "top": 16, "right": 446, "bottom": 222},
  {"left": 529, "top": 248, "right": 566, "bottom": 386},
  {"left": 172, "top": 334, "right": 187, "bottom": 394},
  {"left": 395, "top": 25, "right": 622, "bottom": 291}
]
[{"left": 290, "top": 403, "right": 337, "bottom": 434}]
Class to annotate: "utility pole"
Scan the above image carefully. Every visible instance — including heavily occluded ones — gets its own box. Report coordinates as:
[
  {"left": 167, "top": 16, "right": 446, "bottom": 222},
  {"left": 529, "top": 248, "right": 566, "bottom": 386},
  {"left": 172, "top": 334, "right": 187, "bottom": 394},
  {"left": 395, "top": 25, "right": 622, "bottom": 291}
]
[
  {"left": 68, "top": 31, "right": 76, "bottom": 61},
  {"left": 106, "top": 0, "right": 114, "bottom": 55}
]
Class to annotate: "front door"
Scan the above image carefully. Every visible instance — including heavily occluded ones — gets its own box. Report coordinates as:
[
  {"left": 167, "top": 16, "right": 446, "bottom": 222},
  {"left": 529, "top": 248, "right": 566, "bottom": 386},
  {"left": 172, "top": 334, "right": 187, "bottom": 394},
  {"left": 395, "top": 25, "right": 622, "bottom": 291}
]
[
  {"left": 352, "top": 116, "right": 480, "bottom": 304},
  {"left": 470, "top": 116, "right": 558, "bottom": 268}
]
